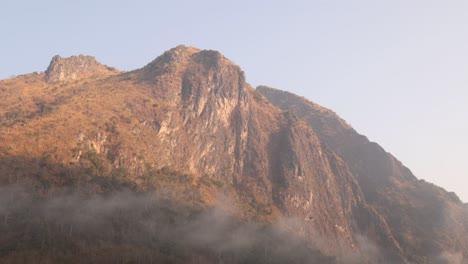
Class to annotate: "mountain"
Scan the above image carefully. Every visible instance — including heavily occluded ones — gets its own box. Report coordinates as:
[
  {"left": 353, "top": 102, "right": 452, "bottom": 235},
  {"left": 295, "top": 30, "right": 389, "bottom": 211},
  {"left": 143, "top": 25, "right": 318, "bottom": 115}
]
[
  {"left": 0, "top": 45, "right": 466, "bottom": 263},
  {"left": 256, "top": 86, "right": 468, "bottom": 263}
]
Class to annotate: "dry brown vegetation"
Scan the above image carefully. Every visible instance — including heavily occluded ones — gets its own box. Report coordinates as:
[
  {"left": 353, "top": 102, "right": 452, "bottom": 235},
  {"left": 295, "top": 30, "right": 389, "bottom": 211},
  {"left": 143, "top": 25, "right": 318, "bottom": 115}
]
[{"left": 0, "top": 47, "right": 466, "bottom": 263}]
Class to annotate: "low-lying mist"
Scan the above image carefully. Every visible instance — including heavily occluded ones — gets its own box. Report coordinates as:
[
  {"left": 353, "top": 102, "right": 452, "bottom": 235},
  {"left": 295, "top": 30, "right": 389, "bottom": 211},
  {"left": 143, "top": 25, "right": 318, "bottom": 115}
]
[
  {"left": 0, "top": 184, "right": 337, "bottom": 263},
  {"left": 0, "top": 184, "right": 464, "bottom": 264}
]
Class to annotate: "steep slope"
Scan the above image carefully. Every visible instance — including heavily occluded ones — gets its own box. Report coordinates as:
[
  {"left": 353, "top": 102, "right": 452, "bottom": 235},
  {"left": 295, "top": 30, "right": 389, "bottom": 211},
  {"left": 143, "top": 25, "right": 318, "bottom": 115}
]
[
  {"left": 45, "top": 54, "right": 119, "bottom": 83},
  {"left": 0, "top": 46, "right": 465, "bottom": 263},
  {"left": 257, "top": 85, "right": 468, "bottom": 263},
  {"left": 0, "top": 46, "right": 388, "bottom": 260}
]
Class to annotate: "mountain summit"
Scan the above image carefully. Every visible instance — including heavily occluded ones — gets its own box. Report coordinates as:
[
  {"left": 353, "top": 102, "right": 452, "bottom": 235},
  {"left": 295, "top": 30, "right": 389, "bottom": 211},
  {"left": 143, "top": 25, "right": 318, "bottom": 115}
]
[
  {"left": 44, "top": 54, "right": 118, "bottom": 82},
  {"left": 0, "top": 46, "right": 466, "bottom": 263}
]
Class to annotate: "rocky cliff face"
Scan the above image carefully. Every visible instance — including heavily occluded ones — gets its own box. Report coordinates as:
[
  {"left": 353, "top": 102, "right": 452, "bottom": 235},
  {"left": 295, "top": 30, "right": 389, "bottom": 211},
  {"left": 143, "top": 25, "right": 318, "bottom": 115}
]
[
  {"left": 257, "top": 86, "right": 468, "bottom": 263},
  {"left": 0, "top": 46, "right": 466, "bottom": 263},
  {"left": 45, "top": 54, "right": 118, "bottom": 82}
]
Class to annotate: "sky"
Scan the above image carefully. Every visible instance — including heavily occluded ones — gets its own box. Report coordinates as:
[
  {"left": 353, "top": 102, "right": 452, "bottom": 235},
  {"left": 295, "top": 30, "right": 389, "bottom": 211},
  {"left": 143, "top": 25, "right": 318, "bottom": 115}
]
[{"left": 2, "top": 0, "right": 467, "bottom": 202}]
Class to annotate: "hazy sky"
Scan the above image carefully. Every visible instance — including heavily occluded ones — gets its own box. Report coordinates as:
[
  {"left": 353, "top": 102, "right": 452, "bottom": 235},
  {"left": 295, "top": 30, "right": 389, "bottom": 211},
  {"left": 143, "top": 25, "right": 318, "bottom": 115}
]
[{"left": 2, "top": 0, "right": 467, "bottom": 201}]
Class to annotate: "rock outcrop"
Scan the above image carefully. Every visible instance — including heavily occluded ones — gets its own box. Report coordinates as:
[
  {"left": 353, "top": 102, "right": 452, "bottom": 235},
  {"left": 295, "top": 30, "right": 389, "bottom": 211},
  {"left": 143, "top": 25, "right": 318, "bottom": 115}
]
[
  {"left": 257, "top": 85, "right": 468, "bottom": 263},
  {"left": 45, "top": 54, "right": 117, "bottom": 82},
  {"left": 0, "top": 46, "right": 466, "bottom": 263}
]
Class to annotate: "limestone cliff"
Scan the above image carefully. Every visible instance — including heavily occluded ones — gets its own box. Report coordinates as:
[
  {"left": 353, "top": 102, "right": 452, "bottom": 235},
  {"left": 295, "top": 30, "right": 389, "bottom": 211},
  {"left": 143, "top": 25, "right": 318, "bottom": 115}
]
[
  {"left": 45, "top": 54, "right": 118, "bottom": 82},
  {"left": 0, "top": 46, "right": 466, "bottom": 263},
  {"left": 257, "top": 85, "right": 468, "bottom": 263}
]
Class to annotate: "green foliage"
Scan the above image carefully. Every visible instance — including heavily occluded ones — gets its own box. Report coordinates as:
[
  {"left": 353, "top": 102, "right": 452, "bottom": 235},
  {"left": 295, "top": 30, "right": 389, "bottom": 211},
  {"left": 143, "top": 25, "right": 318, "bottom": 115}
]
[
  {"left": 81, "top": 151, "right": 110, "bottom": 177},
  {"left": 143, "top": 167, "right": 192, "bottom": 186},
  {"left": 199, "top": 175, "right": 224, "bottom": 188}
]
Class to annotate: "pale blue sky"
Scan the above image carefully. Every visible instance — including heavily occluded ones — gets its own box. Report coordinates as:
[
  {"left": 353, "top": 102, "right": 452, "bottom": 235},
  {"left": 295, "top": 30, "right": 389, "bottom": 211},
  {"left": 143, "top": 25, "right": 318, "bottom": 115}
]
[{"left": 2, "top": 0, "right": 467, "bottom": 201}]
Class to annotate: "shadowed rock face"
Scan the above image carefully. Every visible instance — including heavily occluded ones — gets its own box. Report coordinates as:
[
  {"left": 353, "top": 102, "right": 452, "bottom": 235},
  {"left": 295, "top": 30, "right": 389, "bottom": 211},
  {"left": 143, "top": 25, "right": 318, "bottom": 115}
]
[
  {"left": 45, "top": 54, "right": 117, "bottom": 82},
  {"left": 257, "top": 85, "right": 468, "bottom": 263},
  {"left": 0, "top": 46, "right": 466, "bottom": 263}
]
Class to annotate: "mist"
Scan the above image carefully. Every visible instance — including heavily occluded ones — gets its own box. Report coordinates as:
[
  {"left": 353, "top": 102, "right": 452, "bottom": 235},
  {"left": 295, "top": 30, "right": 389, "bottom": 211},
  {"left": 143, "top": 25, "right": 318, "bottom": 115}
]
[
  {"left": 0, "top": 184, "right": 338, "bottom": 263},
  {"left": 0, "top": 184, "right": 464, "bottom": 263}
]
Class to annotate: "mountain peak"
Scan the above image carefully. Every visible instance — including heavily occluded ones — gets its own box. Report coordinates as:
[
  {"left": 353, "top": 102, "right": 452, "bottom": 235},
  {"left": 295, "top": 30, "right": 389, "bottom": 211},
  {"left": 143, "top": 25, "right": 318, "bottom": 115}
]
[
  {"left": 142, "top": 45, "right": 235, "bottom": 71},
  {"left": 1, "top": 48, "right": 466, "bottom": 262},
  {"left": 138, "top": 46, "right": 242, "bottom": 91},
  {"left": 45, "top": 54, "right": 117, "bottom": 83},
  {"left": 138, "top": 45, "right": 196, "bottom": 74}
]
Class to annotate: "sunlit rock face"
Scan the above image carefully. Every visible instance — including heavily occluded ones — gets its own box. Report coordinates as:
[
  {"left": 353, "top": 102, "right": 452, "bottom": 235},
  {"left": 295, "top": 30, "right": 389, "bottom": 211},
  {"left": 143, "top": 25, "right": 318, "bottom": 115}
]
[
  {"left": 0, "top": 46, "right": 465, "bottom": 263},
  {"left": 45, "top": 54, "right": 117, "bottom": 83}
]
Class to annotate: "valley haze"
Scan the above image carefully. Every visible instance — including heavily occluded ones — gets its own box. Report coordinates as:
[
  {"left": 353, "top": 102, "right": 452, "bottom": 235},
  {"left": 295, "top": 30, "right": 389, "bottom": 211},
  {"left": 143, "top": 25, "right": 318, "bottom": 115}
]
[{"left": 0, "top": 46, "right": 466, "bottom": 263}]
